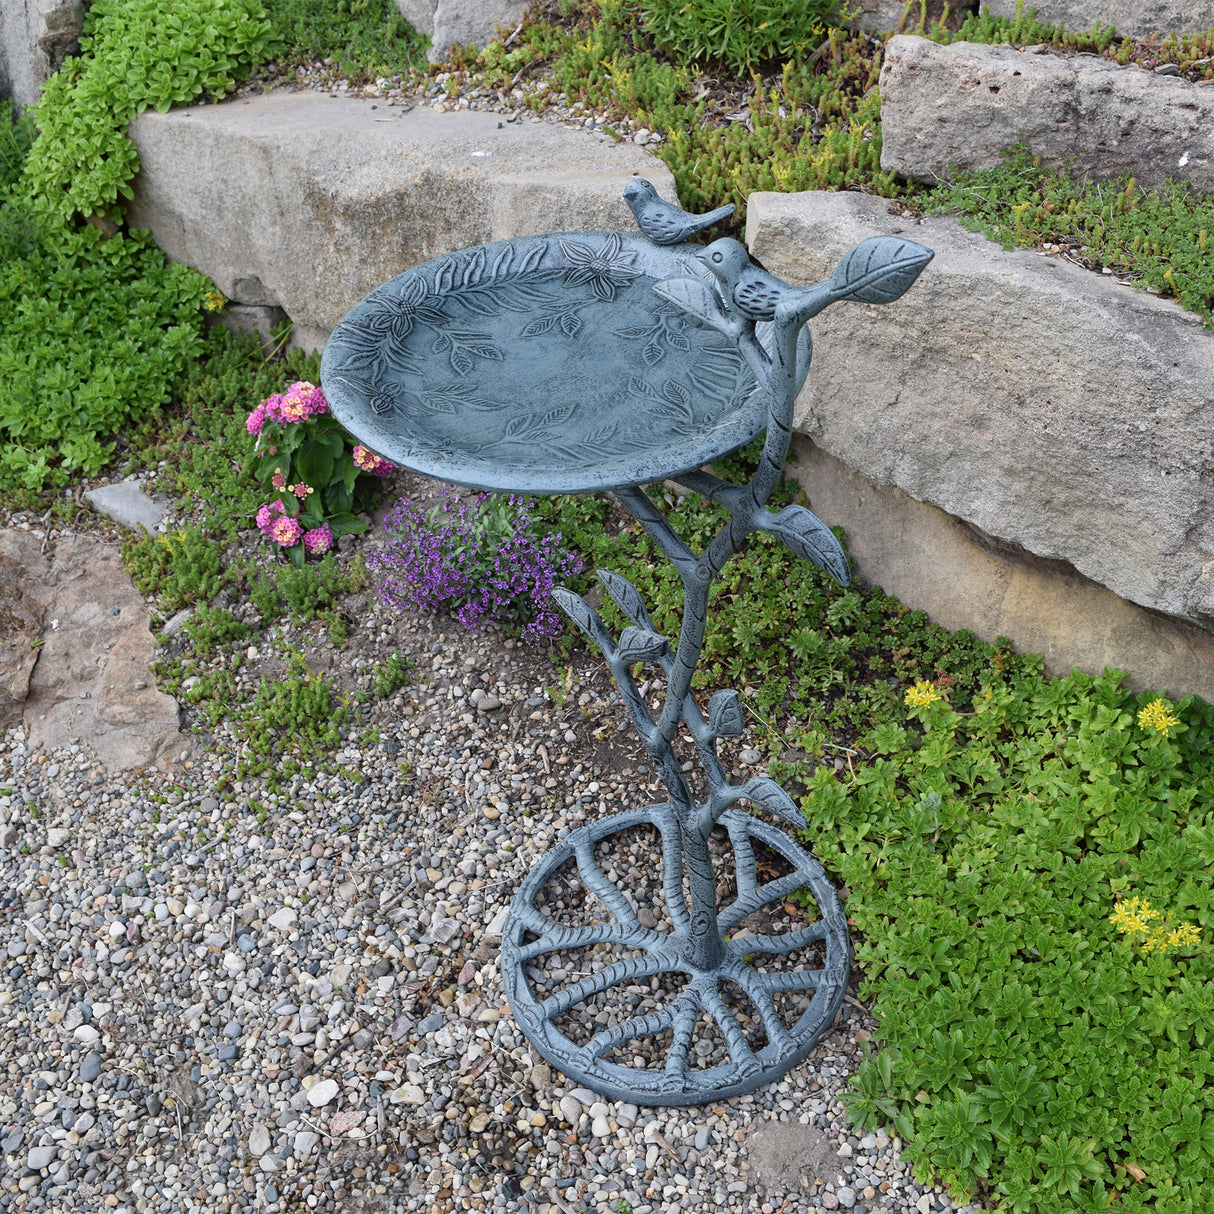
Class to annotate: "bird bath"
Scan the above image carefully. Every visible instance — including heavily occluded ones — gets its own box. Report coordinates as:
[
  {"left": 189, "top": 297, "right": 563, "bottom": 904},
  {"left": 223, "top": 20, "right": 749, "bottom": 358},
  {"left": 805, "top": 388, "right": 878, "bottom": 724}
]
[{"left": 322, "top": 191, "right": 932, "bottom": 1106}]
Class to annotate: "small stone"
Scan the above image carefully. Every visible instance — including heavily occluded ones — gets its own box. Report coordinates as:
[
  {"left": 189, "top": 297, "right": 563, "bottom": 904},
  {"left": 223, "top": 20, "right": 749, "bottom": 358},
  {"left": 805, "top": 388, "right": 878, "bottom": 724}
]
[
  {"left": 616, "top": 1103, "right": 639, "bottom": 1129},
  {"left": 633, "top": 128, "right": 650, "bottom": 144},
  {"left": 822, "top": 1193, "right": 839, "bottom": 1210},
  {"left": 73, "top": 1025, "right": 100, "bottom": 1045},
  {"left": 739, "top": 748, "right": 761, "bottom": 764},
  {"left": 329, "top": 1110, "right": 365, "bottom": 1135},
  {"left": 694, "top": 1126, "right": 710, "bottom": 1151},
  {"left": 837, "top": 1188, "right": 857, "bottom": 1209},
  {"left": 27, "top": 1144, "right": 57, "bottom": 1170},
  {"left": 390, "top": 1084, "right": 426, "bottom": 1106},
  {"left": 79, "top": 1052, "right": 102, "bottom": 1083},
  {"left": 591, "top": 1115, "right": 612, "bottom": 1138},
  {"left": 249, "top": 1122, "right": 271, "bottom": 1157},
  {"left": 469, "top": 1112, "right": 491, "bottom": 1133},
  {"left": 476, "top": 694, "right": 501, "bottom": 712},
  {"left": 306, "top": 1079, "right": 339, "bottom": 1108},
  {"left": 268, "top": 908, "right": 297, "bottom": 931},
  {"left": 294, "top": 1130, "right": 319, "bottom": 1159},
  {"left": 558, "top": 1096, "right": 581, "bottom": 1124}
]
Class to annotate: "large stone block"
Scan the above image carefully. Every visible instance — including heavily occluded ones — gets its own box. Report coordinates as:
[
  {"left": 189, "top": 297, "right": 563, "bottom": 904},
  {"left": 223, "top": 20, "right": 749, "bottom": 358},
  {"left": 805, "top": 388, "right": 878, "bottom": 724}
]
[
  {"left": 429, "top": 0, "right": 521, "bottom": 62},
  {"left": 793, "top": 440, "right": 1214, "bottom": 701},
  {"left": 745, "top": 190, "right": 1214, "bottom": 642},
  {"left": 127, "top": 93, "right": 676, "bottom": 342},
  {"left": 879, "top": 36, "right": 1214, "bottom": 193},
  {"left": 0, "top": 0, "right": 83, "bottom": 110},
  {"left": 982, "top": 0, "right": 1214, "bottom": 36},
  {"left": 394, "top": 0, "right": 437, "bottom": 38}
]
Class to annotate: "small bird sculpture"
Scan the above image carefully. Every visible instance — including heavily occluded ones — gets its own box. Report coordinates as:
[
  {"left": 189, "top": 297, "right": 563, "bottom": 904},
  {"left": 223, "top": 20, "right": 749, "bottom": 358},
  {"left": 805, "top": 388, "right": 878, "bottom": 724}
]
[
  {"left": 623, "top": 178, "right": 736, "bottom": 245},
  {"left": 696, "top": 237, "right": 809, "bottom": 321}
]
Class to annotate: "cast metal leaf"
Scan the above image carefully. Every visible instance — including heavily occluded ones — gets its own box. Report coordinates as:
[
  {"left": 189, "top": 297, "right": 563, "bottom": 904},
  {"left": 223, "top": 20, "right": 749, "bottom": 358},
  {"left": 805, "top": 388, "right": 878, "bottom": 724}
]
[
  {"left": 829, "top": 236, "right": 934, "bottom": 306},
  {"left": 762, "top": 505, "right": 851, "bottom": 586},
  {"left": 708, "top": 689, "right": 745, "bottom": 739},
  {"left": 617, "top": 626, "right": 670, "bottom": 664}
]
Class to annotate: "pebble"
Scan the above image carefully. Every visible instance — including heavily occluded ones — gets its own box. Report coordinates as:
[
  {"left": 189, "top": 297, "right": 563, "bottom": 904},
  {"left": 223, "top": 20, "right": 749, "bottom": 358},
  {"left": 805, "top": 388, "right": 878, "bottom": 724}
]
[
  {"left": 0, "top": 464, "right": 967, "bottom": 1214},
  {"left": 306, "top": 1079, "right": 339, "bottom": 1108},
  {"left": 27, "top": 1144, "right": 57, "bottom": 1170},
  {"left": 249, "top": 1122, "right": 271, "bottom": 1156}
]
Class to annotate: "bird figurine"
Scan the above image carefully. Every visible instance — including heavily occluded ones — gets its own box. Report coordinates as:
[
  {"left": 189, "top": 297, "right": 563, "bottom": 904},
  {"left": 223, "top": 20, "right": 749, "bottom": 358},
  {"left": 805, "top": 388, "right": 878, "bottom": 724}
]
[
  {"left": 623, "top": 178, "right": 735, "bottom": 245},
  {"left": 696, "top": 237, "right": 812, "bottom": 321}
]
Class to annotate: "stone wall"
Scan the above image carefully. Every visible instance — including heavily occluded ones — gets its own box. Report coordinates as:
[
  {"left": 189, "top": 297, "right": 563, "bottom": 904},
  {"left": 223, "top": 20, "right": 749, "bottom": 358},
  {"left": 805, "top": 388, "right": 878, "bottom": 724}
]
[
  {"left": 747, "top": 190, "right": 1214, "bottom": 698},
  {"left": 880, "top": 36, "right": 1214, "bottom": 193},
  {"left": 983, "top": 0, "right": 1214, "bottom": 35},
  {"left": 0, "top": 0, "right": 83, "bottom": 110},
  {"left": 127, "top": 93, "right": 677, "bottom": 352}
]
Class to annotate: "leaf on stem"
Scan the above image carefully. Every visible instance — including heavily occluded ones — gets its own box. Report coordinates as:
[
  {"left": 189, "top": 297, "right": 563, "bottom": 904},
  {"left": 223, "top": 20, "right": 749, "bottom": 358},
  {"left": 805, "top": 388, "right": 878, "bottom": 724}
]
[
  {"left": 830, "top": 236, "right": 934, "bottom": 306},
  {"left": 708, "top": 689, "right": 745, "bottom": 738},
  {"left": 617, "top": 625, "right": 669, "bottom": 664},
  {"left": 762, "top": 505, "right": 851, "bottom": 586},
  {"left": 740, "top": 777, "right": 804, "bottom": 828}
]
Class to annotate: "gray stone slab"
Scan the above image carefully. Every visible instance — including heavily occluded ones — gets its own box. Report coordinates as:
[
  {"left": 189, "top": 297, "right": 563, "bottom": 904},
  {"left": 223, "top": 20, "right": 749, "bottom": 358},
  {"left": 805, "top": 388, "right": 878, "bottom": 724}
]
[
  {"left": 394, "top": 0, "right": 436, "bottom": 38},
  {"left": 879, "top": 36, "right": 1214, "bottom": 194},
  {"left": 745, "top": 189, "right": 1214, "bottom": 635},
  {"left": 0, "top": 0, "right": 83, "bottom": 111},
  {"left": 982, "top": 0, "right": 1214, "bottom": 35},
  {"left": 83, "top": 480, "right": 168, "bottom": 533},
  {"left": 0, "top": 530, "right": 186, "bottom": 771},
  {"left": 430, "top": 0, "right": 521, "bottom": 62},
  {"left": 790, "top": 440, "right": 1214, "bottom": 701},
  {"left": 127, "top": 93, "right": 678, "bottom": 334}
]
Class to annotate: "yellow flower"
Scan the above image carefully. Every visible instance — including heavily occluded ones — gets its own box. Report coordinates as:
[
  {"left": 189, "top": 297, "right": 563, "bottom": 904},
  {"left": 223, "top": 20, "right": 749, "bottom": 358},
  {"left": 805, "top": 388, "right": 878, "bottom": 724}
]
[
  {"left": 1110, "top": 896, "right": 1160, "bottom": 935},
  {"left": 904, "top": 680, "right": 942, "bottom": 708},
  {"left": 1167, "top": 923, "right": 1202, "bottom": 949},
  {"left": 203, "top": 289, "right": 226, "bottom": 312},
  {"left": 1137, "top": 697, "right": 1180, "bottom": 737},
  {"left": 1111, "top": 896, "right": 1201, "bottom": 953}
]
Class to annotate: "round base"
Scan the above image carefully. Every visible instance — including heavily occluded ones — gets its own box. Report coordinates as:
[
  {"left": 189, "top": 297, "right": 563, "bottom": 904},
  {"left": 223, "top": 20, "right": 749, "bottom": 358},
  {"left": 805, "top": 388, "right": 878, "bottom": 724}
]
[{"left": 501, "top": 805, "right": 849, "bottom": 1106}]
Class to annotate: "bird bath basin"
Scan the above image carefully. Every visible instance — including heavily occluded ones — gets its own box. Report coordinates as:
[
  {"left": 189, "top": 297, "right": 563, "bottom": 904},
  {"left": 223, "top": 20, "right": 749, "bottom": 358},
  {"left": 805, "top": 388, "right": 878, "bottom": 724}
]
[
  {"left": 323, "top": 192, "right": 932, "bottom": 1106},
  {"left": 321, "top": 232, "right": 810, "bottom": 495}
]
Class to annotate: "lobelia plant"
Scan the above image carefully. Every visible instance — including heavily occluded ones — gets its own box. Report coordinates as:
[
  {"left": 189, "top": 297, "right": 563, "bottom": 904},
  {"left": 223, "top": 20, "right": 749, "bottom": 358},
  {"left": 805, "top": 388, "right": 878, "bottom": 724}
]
[
  {"left": 247, "top": 380, "right": 393, "bottom": 566},
  {"left": 368, "top": 489, "right": 583, "bottom": 642}
]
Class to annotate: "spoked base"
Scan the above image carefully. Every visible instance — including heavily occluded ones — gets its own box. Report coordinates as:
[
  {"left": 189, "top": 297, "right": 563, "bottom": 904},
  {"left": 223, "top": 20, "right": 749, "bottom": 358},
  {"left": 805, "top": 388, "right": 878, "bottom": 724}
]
[{"left": 501, "top": 805, "right": 850, "bottom": 1106}]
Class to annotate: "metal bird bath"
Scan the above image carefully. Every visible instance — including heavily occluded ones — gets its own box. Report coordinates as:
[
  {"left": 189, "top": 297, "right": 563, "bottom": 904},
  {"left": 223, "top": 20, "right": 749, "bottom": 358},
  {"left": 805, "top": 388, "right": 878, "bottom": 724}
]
[{"left": 322, "top": 205, "right": 932, "bottom": 1107}]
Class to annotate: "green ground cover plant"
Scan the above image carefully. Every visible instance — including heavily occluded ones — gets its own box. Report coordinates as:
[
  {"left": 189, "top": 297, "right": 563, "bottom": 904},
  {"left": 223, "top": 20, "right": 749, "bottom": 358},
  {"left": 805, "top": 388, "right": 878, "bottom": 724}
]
[
  {"left": 264, "top": 0, "right": 428, "bottom": 77},
  {"left": 0, "top": 0, "right": 272, "bottom": 493},
  {"left": 794, "top": 674, "right": 1214, "bottom": 1213},
  {"left": 926, "top": 148, "right": 1214, "bottom": 324}
]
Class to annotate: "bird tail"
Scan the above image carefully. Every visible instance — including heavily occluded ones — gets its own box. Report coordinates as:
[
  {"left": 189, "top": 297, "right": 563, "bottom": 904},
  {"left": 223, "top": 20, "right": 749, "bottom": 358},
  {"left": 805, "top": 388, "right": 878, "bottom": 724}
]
[{"left": 700, "top": 202, "right": 735, "bottom": 227}]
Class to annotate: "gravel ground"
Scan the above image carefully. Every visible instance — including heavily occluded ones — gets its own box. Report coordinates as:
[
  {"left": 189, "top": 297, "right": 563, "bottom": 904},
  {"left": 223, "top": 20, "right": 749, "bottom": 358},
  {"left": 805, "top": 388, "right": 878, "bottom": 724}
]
[
  {"left": 0, "top": 498, "right": 977, "bottom": 1214},
  {"left": 0, "top": 34, "right": 979, "bottom": 1214}
]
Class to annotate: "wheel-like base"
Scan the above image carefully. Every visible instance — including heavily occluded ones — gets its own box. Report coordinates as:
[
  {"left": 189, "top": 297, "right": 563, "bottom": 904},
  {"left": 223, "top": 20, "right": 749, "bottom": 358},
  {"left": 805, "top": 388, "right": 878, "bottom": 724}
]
[{"left": 501, "top": 805, "right": 849, "bottom": 1106}]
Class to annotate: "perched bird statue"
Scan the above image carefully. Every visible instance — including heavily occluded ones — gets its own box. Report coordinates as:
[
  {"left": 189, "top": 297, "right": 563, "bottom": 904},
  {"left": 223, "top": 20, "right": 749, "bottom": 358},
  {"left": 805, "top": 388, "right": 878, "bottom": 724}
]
[
  {"left": 623, "top": 178, "right": 736, "bottom": 246},
  {"left": 695, "top": 236, "right": 814, "bottom": 321}
]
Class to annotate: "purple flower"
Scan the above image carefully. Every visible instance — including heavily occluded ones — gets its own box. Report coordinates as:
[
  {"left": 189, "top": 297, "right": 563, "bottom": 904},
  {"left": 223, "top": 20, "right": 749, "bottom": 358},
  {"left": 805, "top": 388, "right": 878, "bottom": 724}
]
[{"left": 368, "top": 490, "right": 581, "bottom": 642}]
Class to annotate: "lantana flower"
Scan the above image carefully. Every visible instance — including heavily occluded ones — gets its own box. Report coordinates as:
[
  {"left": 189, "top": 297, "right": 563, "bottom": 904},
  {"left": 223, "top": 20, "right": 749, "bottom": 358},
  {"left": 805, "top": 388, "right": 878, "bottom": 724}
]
[
  {"left": 303, "top": 523, "right": 334, "bottom": 555},
  {"left": 256, "top": 500, "right": 286, "bottom": 533},
  {"left": 270, "top": 516, "right": 303, "bottom": 547},
  {"left": 291, "top": 482, "right": 314, "bottom": 500}
]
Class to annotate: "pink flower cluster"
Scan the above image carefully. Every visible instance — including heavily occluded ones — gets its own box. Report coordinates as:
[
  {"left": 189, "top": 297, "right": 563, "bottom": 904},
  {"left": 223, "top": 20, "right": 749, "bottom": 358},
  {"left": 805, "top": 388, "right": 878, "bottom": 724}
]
[
  {"left": 246, "top": 381, "right": 330, "bottom": 436},
  {"left": 352, "top": 444, "right": 395, "bottom": 477},
  {"left": 255, "top": 500, "right": 332, "bottom": 554}
]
